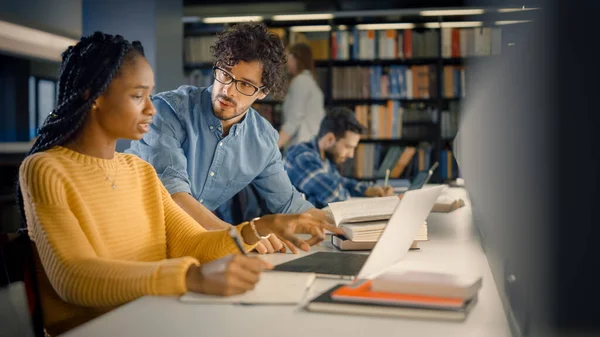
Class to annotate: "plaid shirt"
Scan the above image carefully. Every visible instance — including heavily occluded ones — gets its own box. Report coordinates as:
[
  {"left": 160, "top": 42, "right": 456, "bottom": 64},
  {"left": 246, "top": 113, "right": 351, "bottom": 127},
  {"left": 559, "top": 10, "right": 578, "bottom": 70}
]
[{"left": 284, "top": 138, "right": 371, "bottom": 209}]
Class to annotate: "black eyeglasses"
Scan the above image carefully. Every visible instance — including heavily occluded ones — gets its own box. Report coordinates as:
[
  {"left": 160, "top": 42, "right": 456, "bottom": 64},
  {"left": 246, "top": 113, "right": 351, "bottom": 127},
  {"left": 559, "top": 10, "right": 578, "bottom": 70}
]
[{"left": 213, "top": 67, "right": 267, "bottom": 96}]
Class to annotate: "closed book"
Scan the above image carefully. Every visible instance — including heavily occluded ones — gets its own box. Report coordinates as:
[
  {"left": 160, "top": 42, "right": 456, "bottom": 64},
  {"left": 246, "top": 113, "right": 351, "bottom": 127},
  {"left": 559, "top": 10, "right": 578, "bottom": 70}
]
[
  {"left": 332, "top": 236, "right": 420, "bottom": 251},
  {"left": 371, "top": 270, "right": 482, "bottom": 300},
  {"left": 332, "top": 280, "right": 466, "bottom": 310},
  {"left": 306, "top": 284, "right": 478, "bottom": 322}
]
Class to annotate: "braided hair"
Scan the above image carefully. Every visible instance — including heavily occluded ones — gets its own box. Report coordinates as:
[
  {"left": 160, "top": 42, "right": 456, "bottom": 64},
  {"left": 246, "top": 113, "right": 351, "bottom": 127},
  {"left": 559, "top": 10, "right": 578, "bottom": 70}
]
[{"left": 15, "top": 31, "right": 145, "bottom": 227}]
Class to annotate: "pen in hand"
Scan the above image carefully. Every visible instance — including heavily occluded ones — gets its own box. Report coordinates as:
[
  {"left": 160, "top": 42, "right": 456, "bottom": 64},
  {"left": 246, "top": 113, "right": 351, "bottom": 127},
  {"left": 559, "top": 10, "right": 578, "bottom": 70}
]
[
  {"left": 384, "top": 169, "right": 390, "bottom": 187},
  {"left": 228, "top": 226, "right": 247, "bottom": 256}
]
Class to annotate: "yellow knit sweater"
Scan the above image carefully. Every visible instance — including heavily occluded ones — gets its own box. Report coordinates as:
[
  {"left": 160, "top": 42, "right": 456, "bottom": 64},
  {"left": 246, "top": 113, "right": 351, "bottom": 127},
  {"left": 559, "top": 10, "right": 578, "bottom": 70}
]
[{"left": 19, "top": 146, "right": 255, "bottom": 336}]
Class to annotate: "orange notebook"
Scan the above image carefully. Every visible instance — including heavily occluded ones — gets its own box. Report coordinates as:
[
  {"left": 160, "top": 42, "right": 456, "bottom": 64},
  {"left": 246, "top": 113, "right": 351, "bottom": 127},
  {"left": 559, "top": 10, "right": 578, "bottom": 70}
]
[{"left": 331, "top": 280, "right": 465, "bottom": 310}]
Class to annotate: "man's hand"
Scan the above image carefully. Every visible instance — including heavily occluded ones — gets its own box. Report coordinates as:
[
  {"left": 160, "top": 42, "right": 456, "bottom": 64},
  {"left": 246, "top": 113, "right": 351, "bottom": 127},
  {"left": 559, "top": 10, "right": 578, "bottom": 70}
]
[
  {"left": 253, "top": 213, "right": 343, "bottom": 253},
  {"left": 364, "top": 186, "right": 395, "bottom": 197},
  {"left": 186, "top": 255, "right": 273, "bottom": 296}
]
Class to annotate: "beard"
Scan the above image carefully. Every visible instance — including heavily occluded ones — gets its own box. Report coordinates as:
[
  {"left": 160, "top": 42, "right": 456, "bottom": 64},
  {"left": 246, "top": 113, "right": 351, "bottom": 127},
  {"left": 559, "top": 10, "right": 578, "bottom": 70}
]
[
  {"left": 325, "top": 148, "right": 342, "bottom": 165},
  {"left": 212, "top": 93, "right": 248, "bottom": 121}
]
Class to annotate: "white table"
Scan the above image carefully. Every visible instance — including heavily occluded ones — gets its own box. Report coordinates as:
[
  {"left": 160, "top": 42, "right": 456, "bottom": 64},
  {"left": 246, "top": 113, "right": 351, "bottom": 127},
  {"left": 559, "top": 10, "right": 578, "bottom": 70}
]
[{"left": 62, "top": 187, "right": 511, "bottom": 337}]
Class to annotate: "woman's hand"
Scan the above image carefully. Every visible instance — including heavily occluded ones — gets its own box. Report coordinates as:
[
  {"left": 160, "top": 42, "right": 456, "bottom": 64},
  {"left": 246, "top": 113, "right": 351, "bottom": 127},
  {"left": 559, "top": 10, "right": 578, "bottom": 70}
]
[{"left": 186, "top": 255, "right": 273, "bottom": 296}]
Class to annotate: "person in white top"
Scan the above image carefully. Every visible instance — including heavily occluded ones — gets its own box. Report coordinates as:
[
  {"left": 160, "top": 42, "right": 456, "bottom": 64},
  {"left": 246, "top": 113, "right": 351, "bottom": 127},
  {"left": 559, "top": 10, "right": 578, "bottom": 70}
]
[{"left": 278, "top": 43, "right": 326, "bottom": 149}]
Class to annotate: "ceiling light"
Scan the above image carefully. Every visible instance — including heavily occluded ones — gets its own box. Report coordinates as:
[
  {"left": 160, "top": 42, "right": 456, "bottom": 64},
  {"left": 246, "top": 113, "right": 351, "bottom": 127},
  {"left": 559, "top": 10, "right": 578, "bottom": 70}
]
[
  {"left": 495, "top": 20, "right": 533, "bottom": 25},
  {"left": 420, "top": 9, "right": 485, "bottom": 16},
  {"left": 289, "top": 25, "right": 332, "bottom": 32},
  {"left": 498, "top": 7, "right": 540, "bottom": 13},
  {"left": 355, "top": 23, "right": 416, "bottom": 30},
  {"left": 425, "top": 21, "right": 483, "bottom": 28},
  {"left": 202, "top": 16, "right": 263, "bottom": 24},
  {"left": 272, "top": 13, "right": 333, "bottom": 21}
]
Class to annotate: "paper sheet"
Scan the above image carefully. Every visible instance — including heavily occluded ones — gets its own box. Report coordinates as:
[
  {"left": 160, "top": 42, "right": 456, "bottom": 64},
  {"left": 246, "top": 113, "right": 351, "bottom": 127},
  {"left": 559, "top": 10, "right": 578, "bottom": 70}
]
[{"left": 179, "top": 271, "right": 315, "bottom": 305}]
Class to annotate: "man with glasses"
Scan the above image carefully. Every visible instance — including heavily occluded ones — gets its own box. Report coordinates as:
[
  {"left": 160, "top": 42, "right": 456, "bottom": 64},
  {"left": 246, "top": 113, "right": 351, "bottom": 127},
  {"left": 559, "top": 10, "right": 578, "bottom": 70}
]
[{"left": 127, "top": 22, "right": 330, "bottom": 254}]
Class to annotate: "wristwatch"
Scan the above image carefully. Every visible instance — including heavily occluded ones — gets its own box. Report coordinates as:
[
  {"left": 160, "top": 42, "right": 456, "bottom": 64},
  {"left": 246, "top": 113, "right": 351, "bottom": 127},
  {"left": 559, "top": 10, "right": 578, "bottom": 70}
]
[{"left": 249, "top": 217, "right": 271, "bottom": 240}]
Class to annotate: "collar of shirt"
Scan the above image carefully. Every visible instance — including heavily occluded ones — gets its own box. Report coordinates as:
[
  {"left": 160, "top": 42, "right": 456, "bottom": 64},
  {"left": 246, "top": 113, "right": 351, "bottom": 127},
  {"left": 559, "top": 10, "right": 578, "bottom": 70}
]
[
  {"left": 201, "top": 86, "right": 249, "bottom": 138},
  {"left": 308, "top": 137, "right": 330, "bottom": 165}
]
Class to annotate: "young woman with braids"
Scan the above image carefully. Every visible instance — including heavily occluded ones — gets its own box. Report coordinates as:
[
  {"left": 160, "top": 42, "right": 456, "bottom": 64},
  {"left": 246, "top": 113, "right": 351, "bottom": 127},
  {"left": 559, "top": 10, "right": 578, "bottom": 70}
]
[{"left": 16, "top": 32, "right": 341, "bottom": 336}]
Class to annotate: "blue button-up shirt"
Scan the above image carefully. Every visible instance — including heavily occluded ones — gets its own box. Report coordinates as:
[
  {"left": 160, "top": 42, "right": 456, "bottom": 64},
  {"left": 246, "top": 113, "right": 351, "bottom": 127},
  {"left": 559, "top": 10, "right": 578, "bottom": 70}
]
[
  {"left": 126, "top": 85, "right": 313, "bottom": 215},
  {"left": 284, "top": 138, "right": 372, "bottom": 209}
]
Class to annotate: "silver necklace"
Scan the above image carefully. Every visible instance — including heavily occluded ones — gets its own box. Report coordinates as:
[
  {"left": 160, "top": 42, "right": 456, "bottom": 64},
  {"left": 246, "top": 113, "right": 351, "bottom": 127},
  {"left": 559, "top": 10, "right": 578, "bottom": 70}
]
[{"left": 72, "top": 143, "right": 119, "bottom": 190}]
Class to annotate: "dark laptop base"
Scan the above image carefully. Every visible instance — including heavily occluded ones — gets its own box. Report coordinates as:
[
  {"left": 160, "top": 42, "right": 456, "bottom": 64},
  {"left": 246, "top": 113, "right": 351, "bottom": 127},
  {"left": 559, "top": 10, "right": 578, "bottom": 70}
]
[{"left": 272, "top": 252, "right": 369, "bottom": 278}]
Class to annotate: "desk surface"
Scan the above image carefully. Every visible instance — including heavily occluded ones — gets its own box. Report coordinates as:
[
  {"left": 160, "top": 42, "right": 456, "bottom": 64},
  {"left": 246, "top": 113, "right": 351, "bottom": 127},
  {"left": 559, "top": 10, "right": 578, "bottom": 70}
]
[{"left": 62, "top": 187, "right": 511, "bottom": 337}]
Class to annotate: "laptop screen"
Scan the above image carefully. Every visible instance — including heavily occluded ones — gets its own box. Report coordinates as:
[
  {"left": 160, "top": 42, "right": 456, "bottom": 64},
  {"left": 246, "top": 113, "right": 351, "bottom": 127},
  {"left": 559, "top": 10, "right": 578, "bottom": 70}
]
[{"left": 356, "top": 185, "right": 446, "bottom": 279}]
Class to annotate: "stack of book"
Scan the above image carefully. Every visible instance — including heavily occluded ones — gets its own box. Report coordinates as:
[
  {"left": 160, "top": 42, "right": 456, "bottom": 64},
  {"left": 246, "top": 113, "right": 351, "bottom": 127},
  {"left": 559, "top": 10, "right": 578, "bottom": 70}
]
[
  {"left": 306, "top": 270, "right": 482, "bottom": 321},
  {"left": 341, "top": 220, "right": 428, "bottom": 243},
  {"left": 328, "top": 196, "right": 428, "bottom": 250}
]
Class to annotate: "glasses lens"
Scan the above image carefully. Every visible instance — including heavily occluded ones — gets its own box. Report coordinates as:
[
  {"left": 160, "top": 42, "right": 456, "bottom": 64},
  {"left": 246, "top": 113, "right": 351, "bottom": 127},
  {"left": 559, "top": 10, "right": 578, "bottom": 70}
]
[
  {"left": 214, "top": 68, "right": 231, "bottom": 83},
  {"left": 236, "top": 81, "right": 257, "bottom": 96}
]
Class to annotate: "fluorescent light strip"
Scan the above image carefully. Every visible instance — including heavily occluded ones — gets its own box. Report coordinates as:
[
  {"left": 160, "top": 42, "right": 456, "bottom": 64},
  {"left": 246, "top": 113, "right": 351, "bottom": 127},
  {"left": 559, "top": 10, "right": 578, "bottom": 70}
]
[
  {"left": 495, "top": 20, "right": 533, "bottom": 25},
  {"left": 425, "top": 21, "right": 483, "bottom": 28},
  {"left": 290, "top": 25, "right": 331, "bottom": 32},
  {"left": 272, "top": 13, "right": 333, "bottom": 21},
  {"left": 420, "top": 9, "right": 484, "bottom": 16},
  {"left": 202, "top": 16, "right": 263, "bottom": 24},
  {"left": 338, "top": 25, "right": 348, "bottom": 31},
  {"left": 498, "top": 7, "right": 540, "bottom": 13},
  {"left": 0, "top": 20, "right": 77, "bottom": 62},
  {"left": 355, "top": 23, "right": 415, "bottom": 30}
]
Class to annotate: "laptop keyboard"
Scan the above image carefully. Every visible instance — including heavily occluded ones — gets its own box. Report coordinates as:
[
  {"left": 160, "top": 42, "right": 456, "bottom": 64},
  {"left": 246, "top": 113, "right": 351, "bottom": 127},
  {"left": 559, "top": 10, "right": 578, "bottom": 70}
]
[{"left": 273, "top": 252, "right": 369, "bottom": 276}]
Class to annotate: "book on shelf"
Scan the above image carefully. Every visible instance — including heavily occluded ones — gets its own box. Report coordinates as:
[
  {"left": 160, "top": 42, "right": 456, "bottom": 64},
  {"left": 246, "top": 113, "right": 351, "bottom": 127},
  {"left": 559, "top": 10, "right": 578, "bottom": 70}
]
[
  {"left": 440, "top": 101, "right": 461, "bottom": 139},
  {"left": 330, "top": 28, "right": 440, "bottom": 61},
  {"left": 439, "top": 149, "right": 460, "bottom": 181},
  {"left": 332, "top": 65, "right": 465, "bottom": 101},
  {"left": 347, "top": 143, "right": 432, "bottom": 180},
  {"left": 332, "top": 65, "right": 450, "bottom": 100},
  {"left": 354, "top": 104, "right": 437, "bottom": 140},
  {"left": 442, "top": 27, "right": 502, "bottom": 58}
]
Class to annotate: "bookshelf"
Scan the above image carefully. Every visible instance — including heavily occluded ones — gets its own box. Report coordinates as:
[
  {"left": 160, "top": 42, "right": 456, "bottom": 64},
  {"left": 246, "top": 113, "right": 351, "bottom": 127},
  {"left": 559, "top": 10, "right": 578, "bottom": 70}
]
[{"left": 183, "top": 8, "right": 527, "bottom": 183}]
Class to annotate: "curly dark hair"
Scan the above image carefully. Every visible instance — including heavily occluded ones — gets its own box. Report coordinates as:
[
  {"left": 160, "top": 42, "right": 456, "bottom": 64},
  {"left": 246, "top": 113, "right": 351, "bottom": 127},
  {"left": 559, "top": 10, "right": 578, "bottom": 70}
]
[{"left": 210, "top": 22, "right": 287, "bottom": 98}]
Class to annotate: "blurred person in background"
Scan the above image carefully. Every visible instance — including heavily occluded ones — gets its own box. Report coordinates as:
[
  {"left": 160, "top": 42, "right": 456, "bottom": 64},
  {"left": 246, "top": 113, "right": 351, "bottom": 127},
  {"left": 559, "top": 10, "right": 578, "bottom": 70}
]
[
  {"left": 285, "top": 107, "right": 395, "bottom": 209},
  {"left": 278, "top": 43, "right": 326, "bottom": 149}
]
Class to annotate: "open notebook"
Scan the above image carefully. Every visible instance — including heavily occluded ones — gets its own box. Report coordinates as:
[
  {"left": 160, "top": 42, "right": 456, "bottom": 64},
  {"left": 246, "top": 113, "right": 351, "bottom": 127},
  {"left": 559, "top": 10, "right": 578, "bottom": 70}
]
[{"left": 179, "top": 271, "right": 316, "bottom": 305}]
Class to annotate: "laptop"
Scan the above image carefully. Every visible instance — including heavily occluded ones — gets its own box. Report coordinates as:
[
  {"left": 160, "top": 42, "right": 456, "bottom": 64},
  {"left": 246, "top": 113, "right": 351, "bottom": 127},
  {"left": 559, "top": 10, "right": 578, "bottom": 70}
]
[
  {"left": 273, "top": 185, "right": 446, "bottom": 280},
  {"left": 408, "top": 161, "right": 439, "bottom": 191}
]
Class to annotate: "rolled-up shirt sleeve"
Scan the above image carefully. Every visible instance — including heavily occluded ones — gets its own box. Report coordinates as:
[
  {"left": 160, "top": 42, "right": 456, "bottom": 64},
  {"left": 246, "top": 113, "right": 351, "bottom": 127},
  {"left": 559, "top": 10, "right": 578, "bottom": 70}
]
[
  {"left": 126, "top": 98, "right": 192, "bottom": 196},
  {"left": 252, "top": 140, "right": 314, "bottom": 214}
]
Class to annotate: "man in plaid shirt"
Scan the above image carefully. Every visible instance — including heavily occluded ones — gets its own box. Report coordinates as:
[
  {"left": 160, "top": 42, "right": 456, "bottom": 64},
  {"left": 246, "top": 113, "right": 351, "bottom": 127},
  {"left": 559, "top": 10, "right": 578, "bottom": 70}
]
[{"left": 284, "top": 107, "right": 394, "bottom": 209}]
